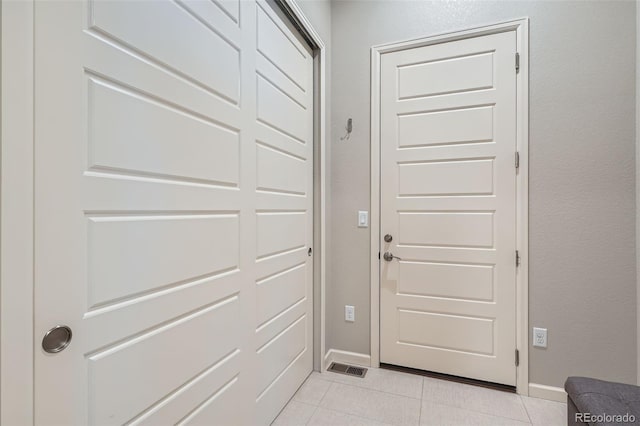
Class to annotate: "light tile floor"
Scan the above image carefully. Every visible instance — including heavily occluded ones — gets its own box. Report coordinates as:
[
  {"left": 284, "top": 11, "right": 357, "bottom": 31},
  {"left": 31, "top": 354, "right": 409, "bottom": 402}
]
[{"left": 273, "top": 369, "right": 566, "bottom": 426}]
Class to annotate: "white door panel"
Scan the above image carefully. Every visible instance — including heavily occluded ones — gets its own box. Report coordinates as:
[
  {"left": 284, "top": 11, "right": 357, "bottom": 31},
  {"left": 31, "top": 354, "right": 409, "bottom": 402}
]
[
  {"left": 398, "top": 106, "right": 495, "bottom": 148},
  {"left": 210, "top": 0, "right": 240, "bottom": 24},
  {"left": 134, "top": 350, "right": 242, "bottom": 425},
  {"left": 253, "top": 2, "right": 314, "bottom": 422},
  {"left": 89, "top": 297, "right": 241, "bottom": 425},
  {"left": 380, "top": 31, "right": 517, "bottom": 386},
  {"left": 88, "top": 77, "right": 240, "bottom": 185},
  {"left": 256, "top": 5, "right": 309, "bottom": 90},
  {"left": 398, "top": 261, "right": 494, "bottom": 302},
  {"left": 256, "top": 143, "right": 308, "bottom": 195},
  {"left": 256, "top": 264, "right": 307, "bottom": 327},
  {"left": 90, "top": 0, "right": 242, "bottom": 103},
  {"left": 257, "top": 76, "right": 310, "bottom": 143},
  {"left": 398, "top": 211, "right": 495, "bottom": 247},
  {"left": 398, "top": 159, "right": 494, "bottom": 196},
  {"left": 34, "top": 1, "right": 313, "bottom": 424},
  {"left": 397, "top": 52, "right": 494, "bottom": 100},
  {"left": 87, "top": 214, "right": 239, "bottom": 307}
]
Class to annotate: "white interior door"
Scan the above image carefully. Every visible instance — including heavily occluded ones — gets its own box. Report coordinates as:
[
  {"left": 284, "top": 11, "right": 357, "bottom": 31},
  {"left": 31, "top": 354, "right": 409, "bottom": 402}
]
[
  {"left": 33, "top": 1, "right": 313, "bottom": 424},
  {"left": 379, "top": 31, "right": 518, "bottom": 386}
]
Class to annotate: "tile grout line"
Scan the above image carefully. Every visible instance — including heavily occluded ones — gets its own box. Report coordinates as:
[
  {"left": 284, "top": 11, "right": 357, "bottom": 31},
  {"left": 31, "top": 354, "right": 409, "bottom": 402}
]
[
  {"left": 285, "top": 375, "right": 327, "bottom": 426},
  {"left": 303, "top": 404, "right": 320, "bottom": 426},
  {"left": 419, "top": 387, "right": 531, "bottom": 423},
  {"left": 293, "top": 399, "right": 322, "bottom": 409},
  {"left": 313, "top": 373, "right": 423, "bottom": 400},
  {"left": 316, "top": 381, "right": 335, "bottom": 407},
  {"left": 313, "top": 403, "right": 392, "bottom": 425},
  {"left": 294, "top": 375, "right": 332, "bottom": 406},
  {"left": 422, "top": 398, "right": 533, "bottom": 425},
  {"left": 314, "top": 373, "right": 531, "bottom": 425},
  {"left": 520, "top": 395, "right": 534, "bottom": 425},
  {"left": 317, "top": 380, "right": 421, "bottom": 425},
  {"left": 427, "top": 400, "right": 529, "bottom": 424},
  {"left": 316, "top": 380, "right": 332, "bottom": 406},
  {"left": 322, "top": 407, "right": 395, "bottom": 426},
  {"left": 419, "top": 377, "right": 424, "bottom": 425},
  {"left": 272, "top": 400, "right": 317, "bottom": 426}
]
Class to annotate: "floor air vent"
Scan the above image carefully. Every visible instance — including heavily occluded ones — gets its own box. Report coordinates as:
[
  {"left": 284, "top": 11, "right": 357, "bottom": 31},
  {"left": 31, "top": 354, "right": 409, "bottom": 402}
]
[{"left": 327, "top": 362, "right": 368, "bottom": 378}]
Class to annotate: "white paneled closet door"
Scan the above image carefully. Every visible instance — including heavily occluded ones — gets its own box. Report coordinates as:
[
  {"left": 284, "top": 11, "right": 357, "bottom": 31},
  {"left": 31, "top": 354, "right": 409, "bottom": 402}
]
[{"left": 33, "top": 1, "right": 313, "bottom": 424}]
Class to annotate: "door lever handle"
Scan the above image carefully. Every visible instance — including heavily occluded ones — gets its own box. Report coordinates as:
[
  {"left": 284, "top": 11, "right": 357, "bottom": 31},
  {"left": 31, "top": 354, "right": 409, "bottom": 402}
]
[{"left": 383, "top": 252, "right": 401, "bottom": 262}]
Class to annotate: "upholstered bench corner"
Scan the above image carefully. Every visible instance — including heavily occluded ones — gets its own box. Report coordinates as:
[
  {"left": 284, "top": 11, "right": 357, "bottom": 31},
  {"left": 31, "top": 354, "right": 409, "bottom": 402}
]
[{"left": 565, "top": 377, "right": 640, "bottom": 425}]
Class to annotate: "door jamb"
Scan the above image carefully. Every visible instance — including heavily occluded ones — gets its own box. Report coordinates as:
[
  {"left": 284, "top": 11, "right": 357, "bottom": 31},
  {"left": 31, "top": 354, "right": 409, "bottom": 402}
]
[
  {"left": 369, "top": 18, "right": 530, "bottom": 394},
  {"left": 0, "top": 1, "right": 328, "bottom": 423}
]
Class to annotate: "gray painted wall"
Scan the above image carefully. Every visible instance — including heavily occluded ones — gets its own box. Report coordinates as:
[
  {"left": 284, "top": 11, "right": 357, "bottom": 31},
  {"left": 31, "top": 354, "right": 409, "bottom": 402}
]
[{"left": 329, "top": 0, "right": 637, "bottom": 388}]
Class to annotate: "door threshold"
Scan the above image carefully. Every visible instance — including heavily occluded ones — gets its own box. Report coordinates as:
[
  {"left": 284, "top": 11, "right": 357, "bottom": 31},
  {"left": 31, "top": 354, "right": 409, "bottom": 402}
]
[{"left": 380, "top": 363, "right": 516, "bottom": 394}]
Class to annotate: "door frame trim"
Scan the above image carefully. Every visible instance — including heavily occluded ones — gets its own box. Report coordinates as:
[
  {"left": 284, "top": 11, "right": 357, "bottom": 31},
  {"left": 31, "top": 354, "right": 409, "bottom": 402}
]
[
  {"left": 0, "top": 0, "right": 328, "bottom": 422},
  {"left": 369, "top": 18, "right": 530, "bottom": 394}
]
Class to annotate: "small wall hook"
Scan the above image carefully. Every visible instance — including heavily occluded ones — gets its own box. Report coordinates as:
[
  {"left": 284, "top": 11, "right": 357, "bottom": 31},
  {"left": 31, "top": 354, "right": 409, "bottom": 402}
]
[{"left": 340, "top": 118, "right": 353, "bottom": 141}]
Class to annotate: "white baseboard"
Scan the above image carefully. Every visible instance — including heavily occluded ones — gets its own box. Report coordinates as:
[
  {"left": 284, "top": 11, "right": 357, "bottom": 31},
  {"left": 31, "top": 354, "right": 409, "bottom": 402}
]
[
  {"left": 324, "top": 349, "right": 371, "bottom": 370},
  {"left": 528, "top": 383, "right": 567, "bottom": 402}
]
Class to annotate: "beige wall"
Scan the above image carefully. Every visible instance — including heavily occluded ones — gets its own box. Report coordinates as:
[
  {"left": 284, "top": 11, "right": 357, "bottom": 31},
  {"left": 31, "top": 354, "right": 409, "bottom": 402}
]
[{"left": 329, "top": 0, "right": 637, "bottom": 388}]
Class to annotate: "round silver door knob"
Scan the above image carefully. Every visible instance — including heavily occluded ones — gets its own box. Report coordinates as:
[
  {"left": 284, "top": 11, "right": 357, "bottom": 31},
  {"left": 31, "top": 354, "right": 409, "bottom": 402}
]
[
  {"left": 42, "top": 325, "right": 72, "bottom": 354},
  {"left": 384, "top": 234, "right": 393, "bottom": 243},
  {"left": 383, "top": 252, "right": 402, "bottom": 262}
]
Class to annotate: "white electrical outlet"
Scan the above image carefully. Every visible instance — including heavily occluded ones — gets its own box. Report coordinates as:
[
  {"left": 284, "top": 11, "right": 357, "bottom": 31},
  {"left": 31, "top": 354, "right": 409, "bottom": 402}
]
[
  {"left": 533, "top": 327, "right": 547, "bottom": 348},
  {"left": 345, "top": 305, "right": 355, "bottom": 322},
  {"left": 358, "top": 211, "right": 368, "bottom": 228}
]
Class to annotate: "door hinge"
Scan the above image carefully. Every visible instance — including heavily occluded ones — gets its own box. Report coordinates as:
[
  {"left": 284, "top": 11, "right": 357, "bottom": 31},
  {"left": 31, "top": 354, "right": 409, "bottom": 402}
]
[
  {"left": 515, "top": 151, "right": 520, "bottom": 170},
  {"left": 515, "top": 349, "right": 520, "bottom": 366},
  {"left": 515, "top": 52, "right": 520, "bottom": 73},
  {"left": 516, "top": 250, "right": 521, "bottom": 267}
]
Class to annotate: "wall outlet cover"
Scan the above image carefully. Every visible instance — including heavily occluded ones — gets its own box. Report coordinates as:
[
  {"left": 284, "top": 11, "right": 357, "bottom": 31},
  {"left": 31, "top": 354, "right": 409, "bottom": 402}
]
[{"left": 533, "top": 327, "right": 547, "bottom": 348}]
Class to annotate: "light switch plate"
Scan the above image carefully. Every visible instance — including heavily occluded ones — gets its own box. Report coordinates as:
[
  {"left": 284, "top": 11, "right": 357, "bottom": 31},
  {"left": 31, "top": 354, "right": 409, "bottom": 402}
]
[
  {"left": 345, "top": 305, "right": 355, "bottom": 322},
  {"left": 358, "top": 211, "right": 368, "bottom": 228}
]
